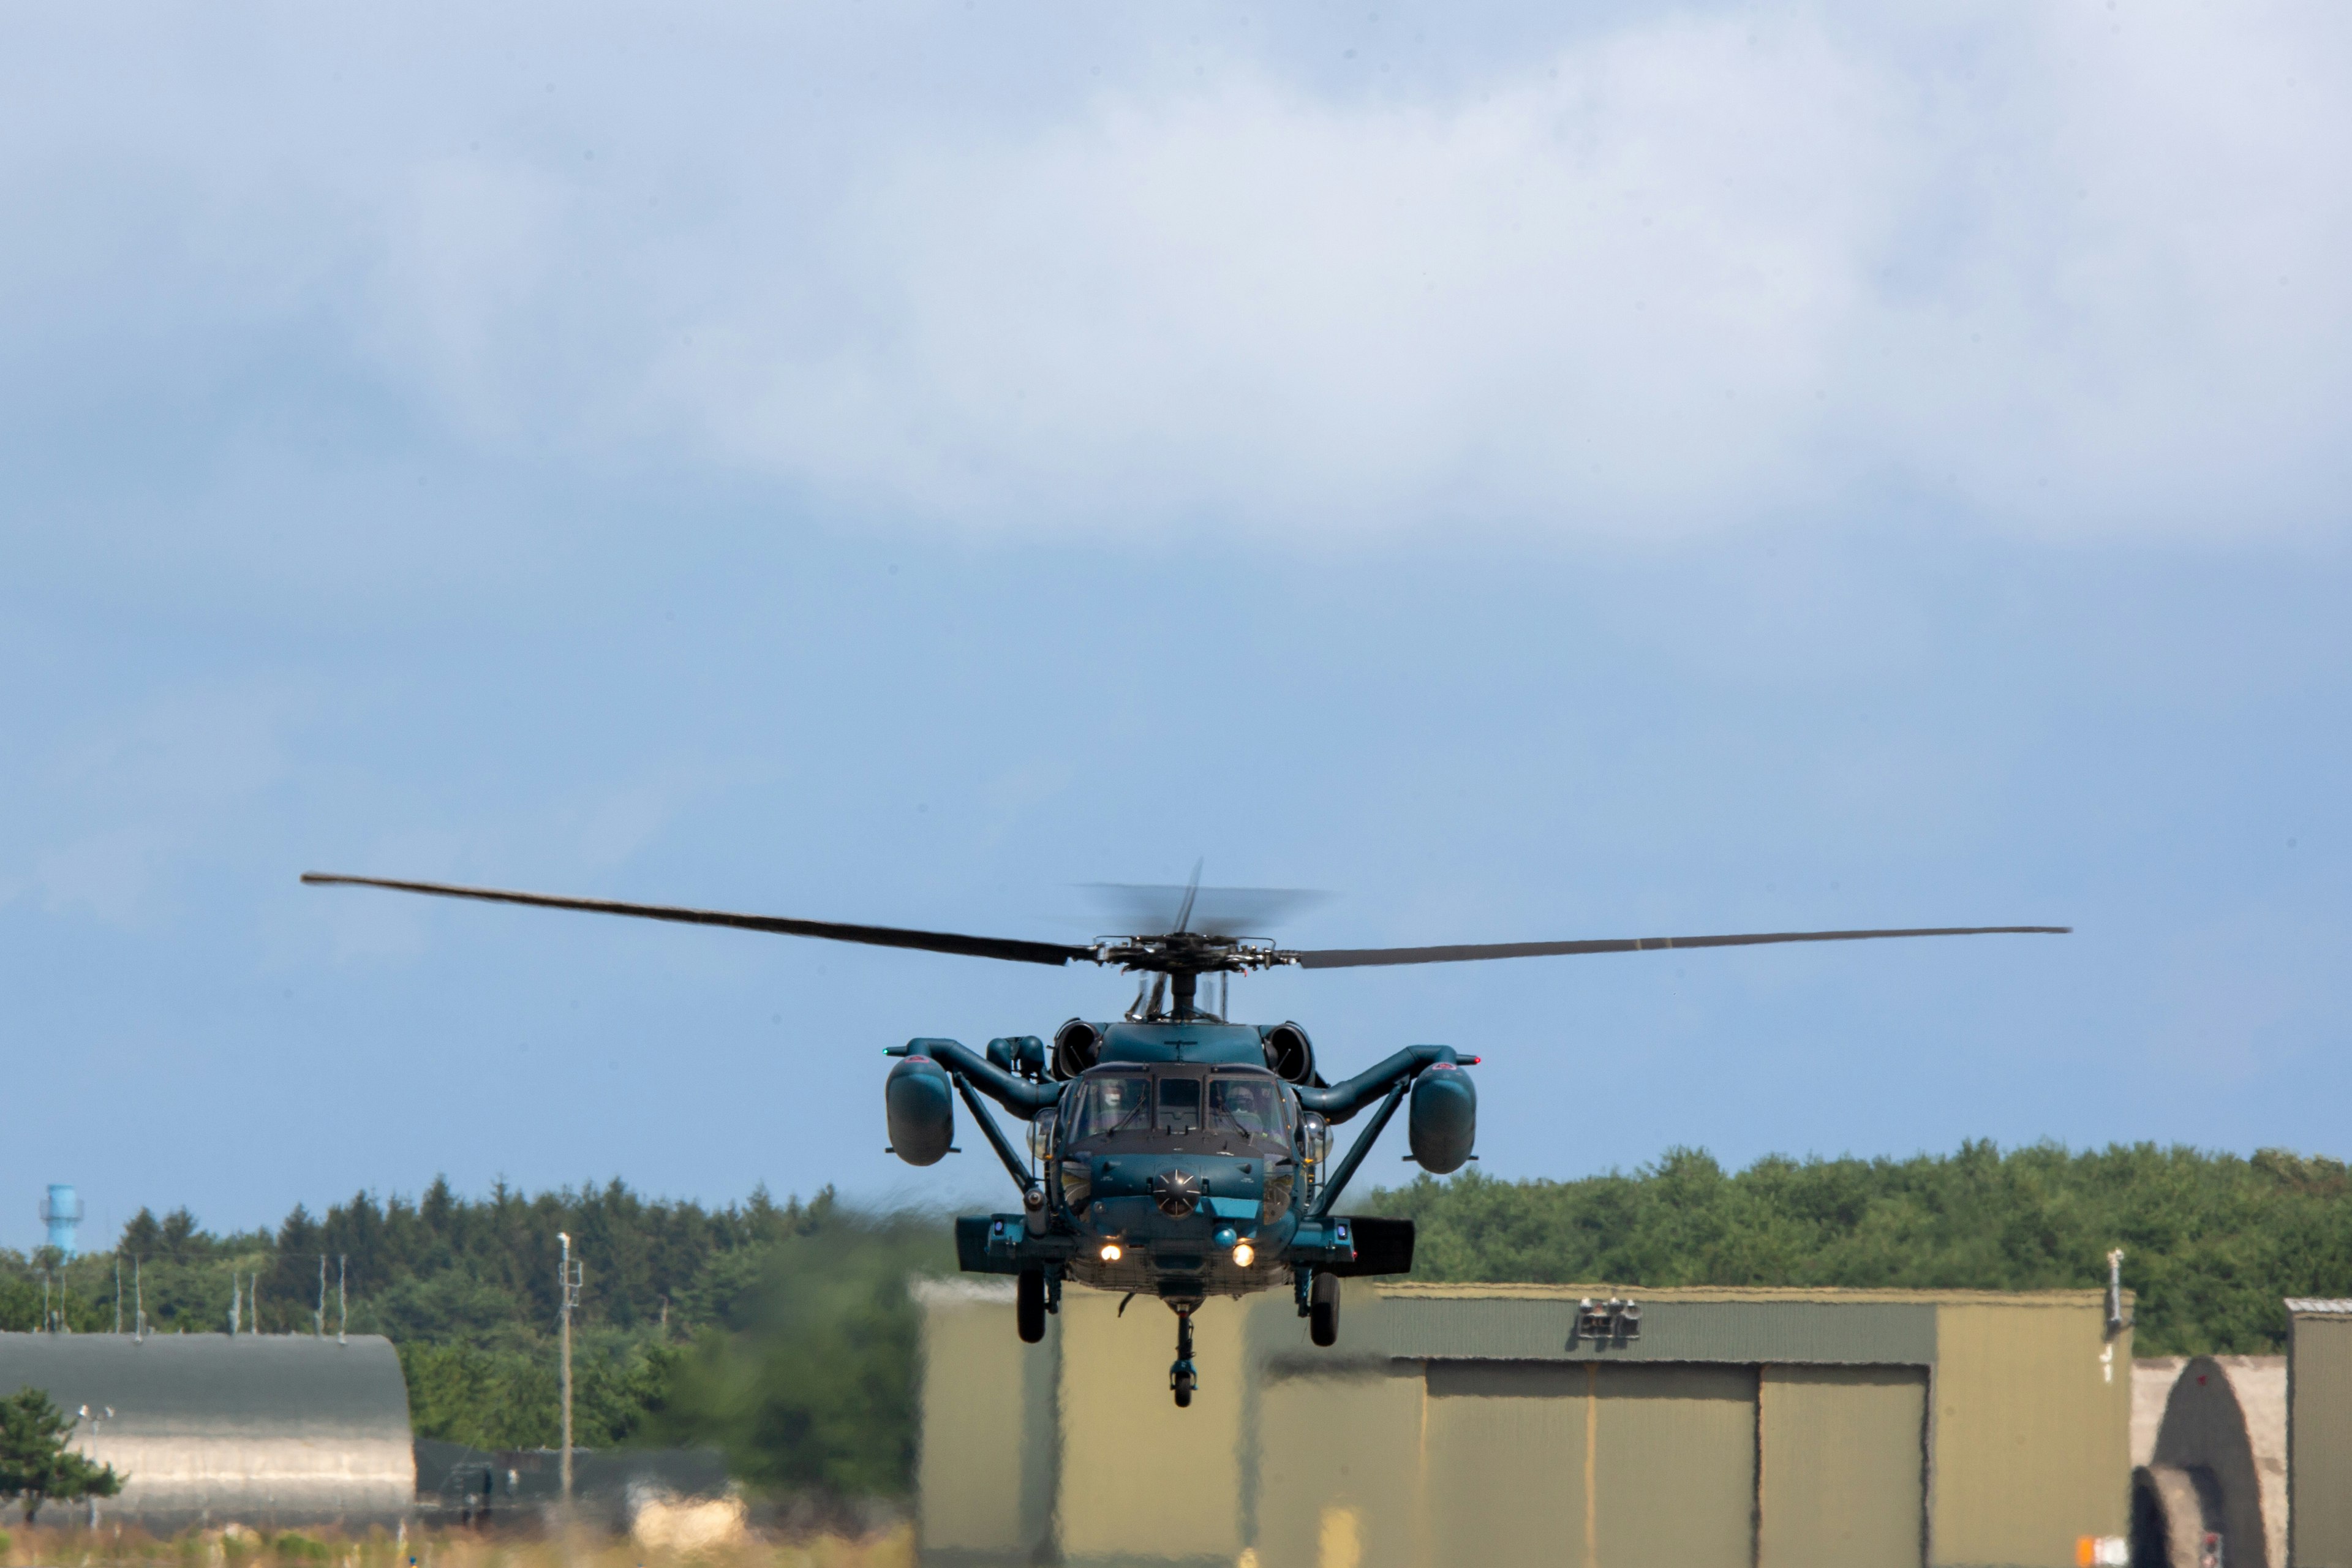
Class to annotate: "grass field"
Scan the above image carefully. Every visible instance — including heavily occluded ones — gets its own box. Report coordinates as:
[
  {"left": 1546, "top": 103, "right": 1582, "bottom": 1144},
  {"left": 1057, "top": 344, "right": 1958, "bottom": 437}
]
[{"left": 0, "top": 1524, "right": 914, "bottom": 1568}]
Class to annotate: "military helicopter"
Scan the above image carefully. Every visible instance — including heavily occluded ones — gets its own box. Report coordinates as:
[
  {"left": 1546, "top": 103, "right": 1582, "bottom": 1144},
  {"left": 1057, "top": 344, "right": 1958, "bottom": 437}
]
[{"left": 302, "top": 868, "right": 2065, "bottom": 1406}]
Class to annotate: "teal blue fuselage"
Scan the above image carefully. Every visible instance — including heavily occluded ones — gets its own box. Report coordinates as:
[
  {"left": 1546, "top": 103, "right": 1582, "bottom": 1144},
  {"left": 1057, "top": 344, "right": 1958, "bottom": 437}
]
[{"left": 896, "top": 1019, "right": 1469, "bottom": 1308}]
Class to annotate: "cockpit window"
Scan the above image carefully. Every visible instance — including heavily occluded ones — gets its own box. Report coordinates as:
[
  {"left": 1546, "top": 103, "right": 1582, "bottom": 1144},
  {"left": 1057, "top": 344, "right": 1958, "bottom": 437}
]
[
  {"left": 1210, "top": 1077, "right": 1281, "bottom": 1140},
  {"left": 1070, "top": 1076, "right": 1152, "bottom": 1141},
  {"left": 1155, "top": 1076, "right": 1202, "bottom": 1134}
]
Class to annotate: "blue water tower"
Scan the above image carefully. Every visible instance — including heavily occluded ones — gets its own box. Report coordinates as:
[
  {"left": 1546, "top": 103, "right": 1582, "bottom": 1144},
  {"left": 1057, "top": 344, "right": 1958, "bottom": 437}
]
[{"left": 39, "top": 1185, "right": 82, "bottom": 1259}]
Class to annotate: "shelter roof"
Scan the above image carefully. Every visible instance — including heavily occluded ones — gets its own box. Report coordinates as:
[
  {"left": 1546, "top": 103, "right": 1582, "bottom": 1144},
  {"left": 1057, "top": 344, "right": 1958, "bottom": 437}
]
[{"left": 1378, "top": 1281, "right": 2115, "bottom": 1308}]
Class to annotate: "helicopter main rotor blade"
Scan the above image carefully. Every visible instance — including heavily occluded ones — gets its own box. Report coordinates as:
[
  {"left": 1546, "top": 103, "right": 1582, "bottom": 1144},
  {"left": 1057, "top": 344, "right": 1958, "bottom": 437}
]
[
  {"left": 1080, "top": 881, "right": 1329, "bottom": 938},
  {"left": 1290, "top": 924, "right": 2070, "bottom": 970},
  {"left": 1173, "top": 859, "right": 1204, "bottom": 936},
  {"left": 300, "top": 873, "right": 1096, "bottom": 967}
]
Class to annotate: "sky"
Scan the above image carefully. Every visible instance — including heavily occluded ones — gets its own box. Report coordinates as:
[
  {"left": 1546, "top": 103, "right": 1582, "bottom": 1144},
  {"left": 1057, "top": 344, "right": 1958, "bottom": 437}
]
[{"left": 2, "top": 0, "right": 2348, "bottom": 1254}]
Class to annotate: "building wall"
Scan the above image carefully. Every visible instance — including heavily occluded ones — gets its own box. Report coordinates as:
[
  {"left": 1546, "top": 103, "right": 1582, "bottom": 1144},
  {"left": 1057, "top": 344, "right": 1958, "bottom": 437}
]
[
  {"left": 0, "top": 1332, "right": 414, "bottom": 1530},
  {"left": 1058, "top": 1292, "right": 1246, "bottom": 1568},
  {"left": 2290, "top": 1307, "right": 2352, "bottom": 1568},
  {"left": 1253, "top": 1365, "right": 1422, "bottom": 1568},
  {"left": 1759, "top": 1364, "right": 1928, "bottom": 1568},
  {"left": 1931, "top": 1298, "right": 2133, "bottom": 1566},
  {"left": 917, "top": 1281, "right": 2131, "bottom": 1568},
  {"left": 914, "top": 1281, "right": 1059, "bottom": 1568}
]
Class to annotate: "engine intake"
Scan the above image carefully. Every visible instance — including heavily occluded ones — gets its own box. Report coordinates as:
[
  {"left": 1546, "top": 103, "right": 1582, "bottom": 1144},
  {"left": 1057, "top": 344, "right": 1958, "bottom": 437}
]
[
  {"left": 1054, "top": 1019, "right": 1104, "bottom": 1079},
  {"left": 1261, "top": 1021, "right": 1317, "bottom": 1084}
]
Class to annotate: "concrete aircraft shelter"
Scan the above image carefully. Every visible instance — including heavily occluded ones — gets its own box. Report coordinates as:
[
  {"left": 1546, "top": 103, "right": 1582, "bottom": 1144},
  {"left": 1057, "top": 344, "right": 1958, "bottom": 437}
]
[
  {"left": 917, "top": 1278, "right": 2132, "bottom": 1568},
  {"left": 0, "top": 1332, "right": 415, "bottom": 1531},
  {"left": 2130, "top": 1353, "right": 2288, "bottom": 1568}
]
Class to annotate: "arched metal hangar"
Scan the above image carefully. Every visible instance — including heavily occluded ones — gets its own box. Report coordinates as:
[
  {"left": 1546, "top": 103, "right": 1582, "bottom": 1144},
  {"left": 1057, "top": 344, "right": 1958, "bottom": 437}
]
[{"left": 0, "top": 1332, "right": 414, "bottom": 1531}]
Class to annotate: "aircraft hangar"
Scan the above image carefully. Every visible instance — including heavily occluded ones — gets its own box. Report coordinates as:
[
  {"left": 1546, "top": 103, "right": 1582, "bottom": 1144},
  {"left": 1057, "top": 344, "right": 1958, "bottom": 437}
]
[
  {"left": 0, "top": 1332, "right": 415, "bottom": 1531},
  {"left": 916, "top": 1278, "right": 2131, "bottom": 1568},
  {"left": 2287, "top": 1301, "right": 2352, "bottom": 1568}
]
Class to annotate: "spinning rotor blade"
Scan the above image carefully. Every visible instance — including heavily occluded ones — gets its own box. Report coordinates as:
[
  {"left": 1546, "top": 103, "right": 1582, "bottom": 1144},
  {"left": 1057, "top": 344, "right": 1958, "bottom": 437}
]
[
  {"left": 1080, "top": 882, "right": 1330, "bottom": 938},
  {"left": 300, "top": 873, "right": 1095, "bottom": 967},
  {"left": 1291, "top": 924, "right": 2070, "bottom": 970},
  {"left": 1173, "top": 859, "right": 1203, "bottom": 935}
]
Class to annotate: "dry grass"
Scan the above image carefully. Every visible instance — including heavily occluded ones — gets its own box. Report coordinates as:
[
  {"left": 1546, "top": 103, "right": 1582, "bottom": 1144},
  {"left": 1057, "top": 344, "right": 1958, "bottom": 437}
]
[{"left": 0, "top": 1522, "right": 915, "bottom": 1568}]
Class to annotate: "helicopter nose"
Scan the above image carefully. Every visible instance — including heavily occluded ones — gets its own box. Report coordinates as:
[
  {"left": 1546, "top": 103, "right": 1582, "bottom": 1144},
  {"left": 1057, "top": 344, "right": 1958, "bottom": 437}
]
[{"left": 1149, "top": 1166, "right": 1202, "bottom": 1218}]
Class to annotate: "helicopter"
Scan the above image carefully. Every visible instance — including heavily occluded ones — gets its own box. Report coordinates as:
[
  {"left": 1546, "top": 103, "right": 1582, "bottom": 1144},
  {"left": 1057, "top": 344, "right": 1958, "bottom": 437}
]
[{"left": 302, "top": 868, "right": 2065, "bottom": 1406}]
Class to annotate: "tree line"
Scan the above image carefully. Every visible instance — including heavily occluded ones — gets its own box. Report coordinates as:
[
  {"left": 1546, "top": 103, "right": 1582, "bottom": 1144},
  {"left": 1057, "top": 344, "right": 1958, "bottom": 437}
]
[
  {"left": 2, "top": 1140, "right": 2345, "bottom": 1497},
  {"left": 3, "top": 1180, "right": 946, "bottom": 1498},
  {"left": 1369, "top": 1140, "right": 2352, "bottom": 1355}
]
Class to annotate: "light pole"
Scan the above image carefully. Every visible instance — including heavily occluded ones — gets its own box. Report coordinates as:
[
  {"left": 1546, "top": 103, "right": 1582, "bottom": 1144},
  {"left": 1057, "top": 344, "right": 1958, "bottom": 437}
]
[{"left": 557, "top": 1231, "right": 579, "bottom": 1513}]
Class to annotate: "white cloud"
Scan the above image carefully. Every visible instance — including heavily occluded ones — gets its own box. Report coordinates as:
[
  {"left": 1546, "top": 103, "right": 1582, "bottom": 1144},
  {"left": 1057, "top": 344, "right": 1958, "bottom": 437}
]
[
  {"left": 5, "top": 0, "right": 2348, "bottom": 541},
  {"left": 669, "top": 24, "right": 1886, "bottom": 535}
]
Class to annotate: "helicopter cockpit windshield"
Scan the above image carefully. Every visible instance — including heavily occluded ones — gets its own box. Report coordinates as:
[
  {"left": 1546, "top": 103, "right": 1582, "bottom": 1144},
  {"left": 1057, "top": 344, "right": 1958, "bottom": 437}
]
[
  {"left": 1208, "top": 1076, "right": 1283, "bottom": 1142},
  {"left": 1062, "top": 1068, "right": 1291, "bottom": 1152},
  {"left": 1155, "top": 1077, "right": 1201, "bottom": 1134},
  {"left": 1069, "top": 1074, "right": 1153, "bottom": 1141}
]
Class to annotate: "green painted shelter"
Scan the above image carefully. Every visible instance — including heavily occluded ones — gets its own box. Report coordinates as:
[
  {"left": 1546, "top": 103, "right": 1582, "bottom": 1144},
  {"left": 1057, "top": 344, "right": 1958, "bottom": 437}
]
[
  {"left": 917, "top": 1278, "right": 2132, "bottom": 1568},
  {"left": 2288, "top": 1299, "right": 2352, "bottom": 1568}
]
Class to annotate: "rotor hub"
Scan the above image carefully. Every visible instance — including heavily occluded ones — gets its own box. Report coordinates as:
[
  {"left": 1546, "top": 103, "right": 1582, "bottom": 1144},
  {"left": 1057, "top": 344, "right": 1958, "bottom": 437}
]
[{"left": 1092, "top": 932, "right": 1294, "bottom": 976}]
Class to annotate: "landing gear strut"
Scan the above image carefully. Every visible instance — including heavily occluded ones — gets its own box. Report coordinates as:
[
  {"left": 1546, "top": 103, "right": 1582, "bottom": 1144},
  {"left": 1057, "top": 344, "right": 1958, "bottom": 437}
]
[{"left": 1169, "top": 1307, "right": 1197, "bottom": 1407}]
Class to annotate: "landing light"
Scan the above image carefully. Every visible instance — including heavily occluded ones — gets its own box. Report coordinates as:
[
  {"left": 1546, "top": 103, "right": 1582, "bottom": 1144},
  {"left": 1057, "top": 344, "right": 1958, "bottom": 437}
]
[
  {"left": 1099, "top": 1243, "right": 1123, "bottom": 1263},
  {"left": 1232, "top": 1241, "right": 1256, "bottom": 1268}
]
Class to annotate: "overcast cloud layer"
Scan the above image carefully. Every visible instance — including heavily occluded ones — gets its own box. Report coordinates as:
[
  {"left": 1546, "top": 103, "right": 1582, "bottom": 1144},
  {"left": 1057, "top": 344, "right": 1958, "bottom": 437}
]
[{"left": 5, "top": 0, "right": 2350, "bottom": 541}]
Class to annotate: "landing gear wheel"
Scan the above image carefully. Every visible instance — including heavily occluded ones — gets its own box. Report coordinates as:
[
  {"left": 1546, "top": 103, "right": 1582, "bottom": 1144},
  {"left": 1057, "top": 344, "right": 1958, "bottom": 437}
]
[
  {"left": 1170, "top": 1306, "right": 1198, "bottom": 1408},
  {"left": 1310, "top": 1272, "right": 1341, "bottom": 1348},
  {"left": 1017, "top": 1269, "right": 1047, "bottom": 1344}
]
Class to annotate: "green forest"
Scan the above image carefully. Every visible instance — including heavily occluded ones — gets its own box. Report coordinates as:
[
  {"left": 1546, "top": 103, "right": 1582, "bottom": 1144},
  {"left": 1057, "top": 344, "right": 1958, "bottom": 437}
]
[
  {"left": 3, "top": 1182, "right": 947, "bottom": 1498},
  {"left": 1374, "top": 1140, "right": 2352, "bottom": 1355},
  {"left": 4, "top": 1140, "right": 2347, "bottom": 1498}
]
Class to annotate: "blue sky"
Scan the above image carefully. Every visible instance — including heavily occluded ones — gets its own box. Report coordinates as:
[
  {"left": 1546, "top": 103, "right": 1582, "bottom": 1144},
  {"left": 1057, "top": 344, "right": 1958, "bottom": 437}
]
[{"left": 2, "top": 0, "right": 2347, "bottom": 1252}]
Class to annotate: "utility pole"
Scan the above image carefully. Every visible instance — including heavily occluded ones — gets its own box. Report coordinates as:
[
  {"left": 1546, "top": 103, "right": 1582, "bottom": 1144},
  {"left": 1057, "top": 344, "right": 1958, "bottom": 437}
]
[
  {"left": 230, "top": 1272, "right": 242, "bottom": 1336},
  {"left": 557, "top": 1231, "right": 581, "bottom": 1513},
  {"left": 134, "top": 1258, "right": 143, "bottom": 1340},
  {"left": 114, "top": 1257, "right": 121, "bottom": 1335},
  {"left": 315, "top": 1255, "right": 326, "bottom": 1337},
  {"left": 337, "top": 1256, "right": 347, "bottom": 1344}
]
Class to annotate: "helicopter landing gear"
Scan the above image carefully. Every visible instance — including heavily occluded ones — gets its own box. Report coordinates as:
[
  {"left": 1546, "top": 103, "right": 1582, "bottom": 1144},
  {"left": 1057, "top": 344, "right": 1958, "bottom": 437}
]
[
  {"left": 1017, "top": 1269, "right": 1046, "bottom": 1344},
  {"left": 1169, "top": 1307, "right": 1197, "bottom": 1407},
  {"left": 1310, "top": 1272, "right": 1341, "bottom": 1348}
]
